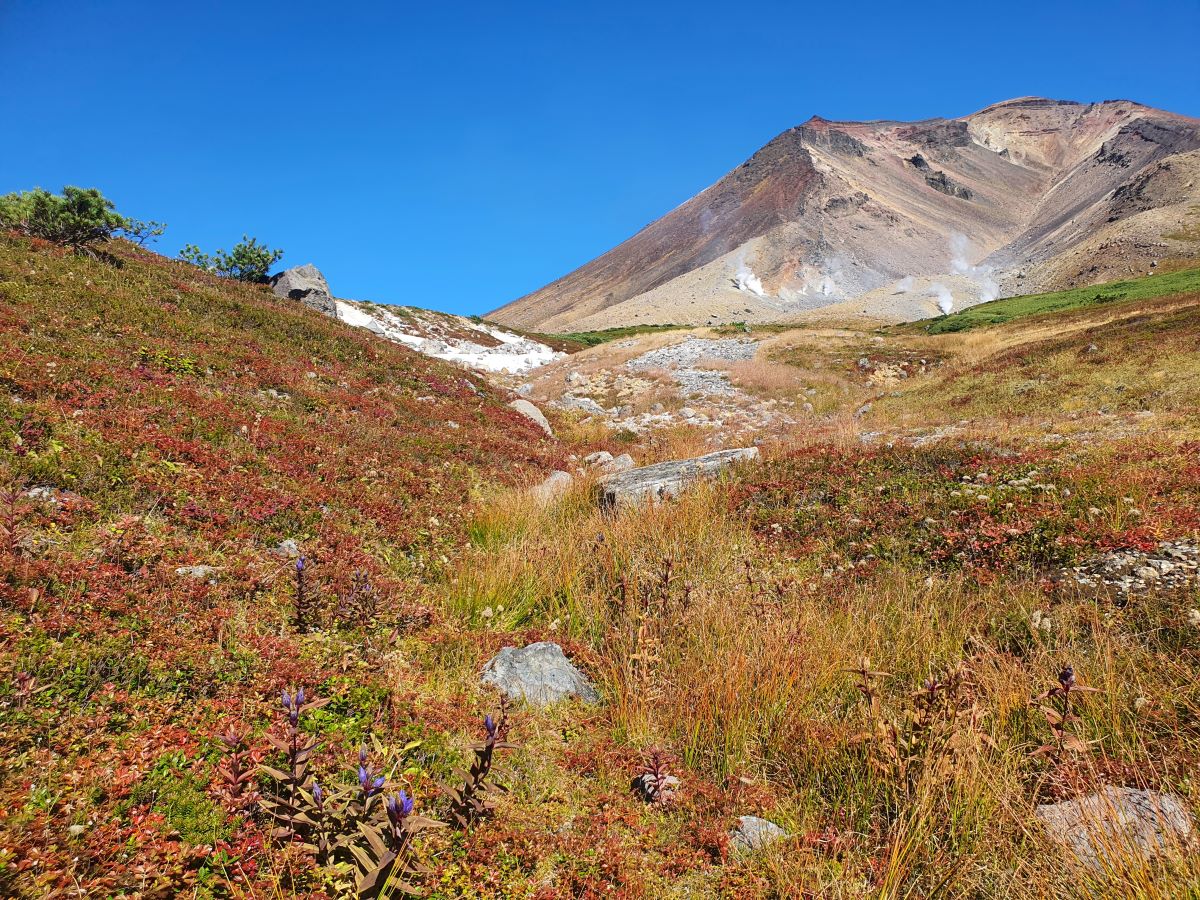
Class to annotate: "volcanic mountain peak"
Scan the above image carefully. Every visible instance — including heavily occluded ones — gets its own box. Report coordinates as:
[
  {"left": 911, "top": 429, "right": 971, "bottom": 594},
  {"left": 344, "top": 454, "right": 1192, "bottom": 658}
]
[{"left": 491, "top": 97, "right": 1200, "bottom": 332}]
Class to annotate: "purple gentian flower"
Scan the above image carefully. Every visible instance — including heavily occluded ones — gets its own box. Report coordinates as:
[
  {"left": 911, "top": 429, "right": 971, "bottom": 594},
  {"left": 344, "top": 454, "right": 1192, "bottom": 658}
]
[
  {"left": 386, "top": 790, "right": 414, "bottom": 825},
  {"left": 1059, "top": 666, "right": 1076, "bottom": 691},
  {"left": 484, "top": 714, "right": 497, "bottom": 740}
]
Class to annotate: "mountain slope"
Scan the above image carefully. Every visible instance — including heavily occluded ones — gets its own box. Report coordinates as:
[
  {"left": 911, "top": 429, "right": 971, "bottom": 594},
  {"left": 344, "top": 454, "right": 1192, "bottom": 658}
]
[
  {"left": 0, "top": 234, "right": 561, "bottom": 583},
  {"left": 490, "top": 98, "right": 1200, "bottom": 331}
]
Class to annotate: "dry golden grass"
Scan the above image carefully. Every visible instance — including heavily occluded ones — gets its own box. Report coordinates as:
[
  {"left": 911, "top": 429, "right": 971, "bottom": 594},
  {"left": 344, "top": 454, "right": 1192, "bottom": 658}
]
[
  {"left": 437, "top": 391, "right": 1200, "bottom": 896},
  {"left": 421, "top": 283, "right": 1200, "bottom": 896}
]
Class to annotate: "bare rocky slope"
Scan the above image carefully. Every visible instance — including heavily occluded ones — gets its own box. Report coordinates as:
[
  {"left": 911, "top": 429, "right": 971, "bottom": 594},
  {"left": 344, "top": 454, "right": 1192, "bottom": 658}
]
[{"left": 490, "top": 98, "right": 1200, "bottom": 330}]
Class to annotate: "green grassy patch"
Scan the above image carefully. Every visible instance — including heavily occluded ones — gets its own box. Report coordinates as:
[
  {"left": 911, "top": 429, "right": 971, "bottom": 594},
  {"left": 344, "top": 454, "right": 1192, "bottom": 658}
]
[
  {"left": 921, "top": 268, "right": 1200, "bottom": 334},
  {"left": 544, "top": 322, "right": 688, "bottom": 348},
  {"left": 123, "top": 751, "right": 231, "bottom": 845}
]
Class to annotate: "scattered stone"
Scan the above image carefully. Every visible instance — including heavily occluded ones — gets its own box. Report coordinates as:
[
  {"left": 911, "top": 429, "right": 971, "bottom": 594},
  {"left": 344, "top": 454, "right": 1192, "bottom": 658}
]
[
  {"left": 531, "top": 471, "right": 573, "bottom": 504},
  {"left": 598, "top": 447, "right": 759, "bottom": 511},
  {"left": 480, "top": 641, "right": 599, "bottom": 706},
  {"left": 604, "top": 453, "right": 636, "bottom": 474},
  {"left": 508, "top": 398, "right": 553, "bottom": 436},
  {"left": 274, "top": 538, "right": 300, "bottom": 558},
  {"left": 1037, "top": 786, "right": 1195, "bottom": 869},
  {"left": 555, "top": 394, "right": 607, "bottom": 415},
  {"left": 25, "top": 486, "right": 62, "bottom": 507},
  {"left": 730, "top": 815, "right": 789, "bottom": 852},
  {"left": 632, "top": 772, "right": 681, "bottom": 804},
  {"left": 175, "top": 564, "right": 218, "bottom": 582},
  {"left": 583, "top": 451, "right": 614, "bottom": 468},
  {"left": 269, "top": 264, "right": 339, "bottom": 319},
  {"left": 1067, "top": 539, "right": 1199, "bottom": 599},
  {"left": 626, "top": 337, "right": 758, "bottom": 397}
]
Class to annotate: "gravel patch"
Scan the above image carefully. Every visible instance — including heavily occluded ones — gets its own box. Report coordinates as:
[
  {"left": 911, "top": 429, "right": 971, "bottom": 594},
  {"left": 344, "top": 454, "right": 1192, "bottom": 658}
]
[{"left": 626, "top": 337, "right": 759, "bottom": 397}]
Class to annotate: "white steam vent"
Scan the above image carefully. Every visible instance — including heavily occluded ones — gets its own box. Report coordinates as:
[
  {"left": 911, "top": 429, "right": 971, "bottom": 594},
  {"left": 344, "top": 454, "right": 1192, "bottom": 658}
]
[
  {"left": 930, "top": 283, "right": 954, "bottom": 315},
  {"left": 950, "top": 232, "right": 998, "bottom": 302},
  {"left": 733, "top": 253, "right": 767, "bottom": 298}
]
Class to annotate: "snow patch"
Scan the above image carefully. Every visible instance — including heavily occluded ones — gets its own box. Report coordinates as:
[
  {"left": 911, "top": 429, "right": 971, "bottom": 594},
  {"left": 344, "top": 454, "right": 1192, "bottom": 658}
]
[{"left": 334, "top": 300, "right": 564, "bottom": 374}]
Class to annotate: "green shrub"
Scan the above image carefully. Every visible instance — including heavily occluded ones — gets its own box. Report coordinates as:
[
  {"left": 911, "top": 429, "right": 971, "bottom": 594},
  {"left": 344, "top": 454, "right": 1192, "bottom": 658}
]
[
  {"left": 0, "top": 186, "right": 129, "bottom": 252},
  {"left": 180, "top": 235, "right": 284, "bottom": 282}
]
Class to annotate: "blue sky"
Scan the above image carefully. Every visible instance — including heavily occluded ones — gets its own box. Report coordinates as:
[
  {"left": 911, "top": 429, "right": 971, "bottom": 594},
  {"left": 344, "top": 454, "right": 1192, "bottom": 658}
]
[{"left": 2, "top": 1, "right": 1197, "bottom": 316}]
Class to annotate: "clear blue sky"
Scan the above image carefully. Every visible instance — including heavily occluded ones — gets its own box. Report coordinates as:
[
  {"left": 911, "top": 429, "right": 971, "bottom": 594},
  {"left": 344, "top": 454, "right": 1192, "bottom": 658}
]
[{"left": 2, "top": 1, "right": 1197, "bottom": 316}]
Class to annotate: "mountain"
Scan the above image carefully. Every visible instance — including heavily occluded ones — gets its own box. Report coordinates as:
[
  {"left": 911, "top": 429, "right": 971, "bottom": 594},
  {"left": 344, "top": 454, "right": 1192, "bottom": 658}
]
[{"left": 489, "top": 97, "right": 1200, "bottom": 331}]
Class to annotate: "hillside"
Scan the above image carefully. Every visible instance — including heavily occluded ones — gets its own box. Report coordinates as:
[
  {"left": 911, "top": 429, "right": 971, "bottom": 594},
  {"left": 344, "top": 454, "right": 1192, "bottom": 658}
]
[
  {"left": 490, "top": 98, "right": 1200, "bottom": 332},
  {"left": 4, "top": 230, "right": 1200, "bottom": 896},
  {"left": 0, "top": 235, "right": 570, "bottom": 896}
]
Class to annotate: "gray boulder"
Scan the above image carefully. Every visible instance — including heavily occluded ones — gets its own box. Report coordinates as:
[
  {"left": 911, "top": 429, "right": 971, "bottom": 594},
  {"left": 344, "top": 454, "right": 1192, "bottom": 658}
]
[
  {"left": 509, "top": 398, "right": 552, "bottom": 436},
  {"left": 557, "top": 395, "right": 606, "bottom": 415},
  {"left": 481, "top": 641, "right": 599, "bottom": 707},
  {"left": 583, "top": 450, "right": 614, "bottom": 468},
  {"left": 730, "top": 815, "right": 789, "bottom": 852},
  {"left": 604, "top": 453, "right": 636, "bottom": 474},
  {"left": 598, "top": 447, "right": 759, "bottom": 511},
  {"left": 1037, "top": 786, "right": 1195, "bottom": 869},
  {"left": 531, "top": 470, "right": 573, "bottom": 504},
  {"left": 270, "top": 264, "right": 339, "bottom": 319}
]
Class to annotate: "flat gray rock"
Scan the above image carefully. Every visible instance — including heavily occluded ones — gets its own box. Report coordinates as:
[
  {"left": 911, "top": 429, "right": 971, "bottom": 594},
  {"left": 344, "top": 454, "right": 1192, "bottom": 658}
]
[
  {"left": 1037, "top": 786, "right": 1195, "bottom": 869},
  {"left": 598, "top": 447, "right": 759, "bottom": 511},
  {"left": 509, "top": 398, "right": 552, "bottom": 436},
  {"left": 730, "top": 815, "right": 789, "bottom": 852},
  {"left": 481, "top": 641, "right": 599, "bottom": 706},
  {"left": 270, "top": 264, "right": 339, "bottom": 319}
]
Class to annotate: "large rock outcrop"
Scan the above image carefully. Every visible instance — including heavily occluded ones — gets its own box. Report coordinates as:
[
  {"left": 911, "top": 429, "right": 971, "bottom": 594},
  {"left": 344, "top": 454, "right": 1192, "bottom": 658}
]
[{"left": 270, "top": 264, "right": 339, "bottom": 319}]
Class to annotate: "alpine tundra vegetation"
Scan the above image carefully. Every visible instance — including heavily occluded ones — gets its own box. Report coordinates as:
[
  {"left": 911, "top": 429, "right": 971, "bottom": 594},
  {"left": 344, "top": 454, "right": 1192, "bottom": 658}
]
[{"left": 2, "top": 7, "right": 1200, "bottom": 896}]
